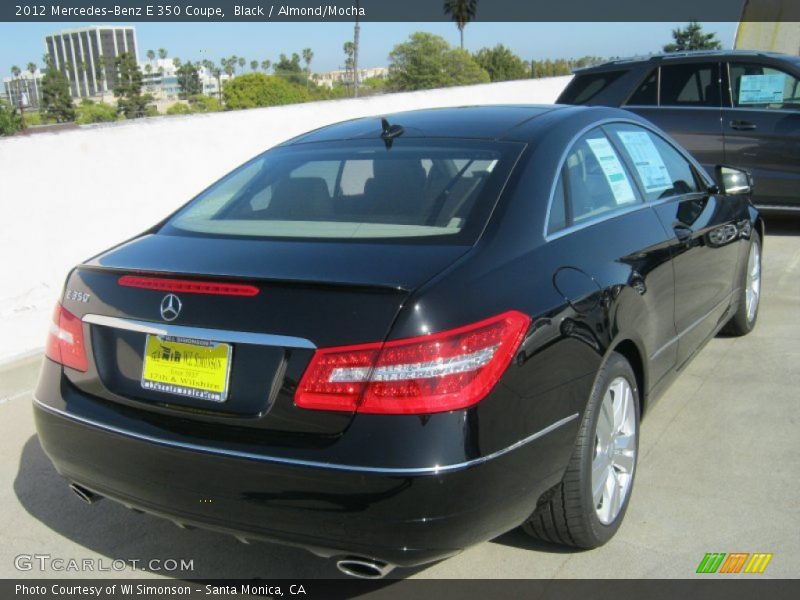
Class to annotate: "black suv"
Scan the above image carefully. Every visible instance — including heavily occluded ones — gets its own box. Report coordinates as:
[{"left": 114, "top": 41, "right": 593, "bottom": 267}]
[{"left": 557, "top": 50, "right": 800, "bottom": 213}]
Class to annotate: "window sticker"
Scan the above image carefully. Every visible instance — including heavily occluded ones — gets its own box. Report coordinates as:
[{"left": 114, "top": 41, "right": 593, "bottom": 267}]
[
  {"left": 738, "top": 73, "right": 786, "bottom": 105},
  {"left": 585, "top": 137, "right": 637, "bottom": 205},
  {"left": 616, "top": 131, "right": 672, "bottom": 193}
]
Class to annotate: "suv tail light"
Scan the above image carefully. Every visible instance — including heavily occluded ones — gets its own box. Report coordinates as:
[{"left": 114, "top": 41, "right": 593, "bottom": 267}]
[
  {"left": 45, "top": 303, "right": 88, "bottom": 372},
  {"left": 295, "top": 310, "right": 530, "bottom": 415}
]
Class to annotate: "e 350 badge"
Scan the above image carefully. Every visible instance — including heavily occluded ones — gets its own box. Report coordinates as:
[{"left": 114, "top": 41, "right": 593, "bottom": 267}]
[{"left": 64, "top": 289, "right": 91, "bottom": 303}]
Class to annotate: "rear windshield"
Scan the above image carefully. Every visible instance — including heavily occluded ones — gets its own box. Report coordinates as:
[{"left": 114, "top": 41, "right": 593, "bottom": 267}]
[
  {"left": 161, "top": 139, "right": 522, "bottom": 245},
  {"left": 559, "top": 70, "right": 626, "bottom": 104}
]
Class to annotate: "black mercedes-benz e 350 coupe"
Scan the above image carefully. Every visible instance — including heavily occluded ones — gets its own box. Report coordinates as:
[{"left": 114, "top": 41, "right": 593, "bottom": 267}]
[{"left": 35, "top": 105, "right": 762, "bottom": 578}]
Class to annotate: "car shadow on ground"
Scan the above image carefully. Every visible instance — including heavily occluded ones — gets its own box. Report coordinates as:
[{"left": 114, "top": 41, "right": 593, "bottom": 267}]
[{"left": 12, "top": 434, "right": 429, "bottom": 582}]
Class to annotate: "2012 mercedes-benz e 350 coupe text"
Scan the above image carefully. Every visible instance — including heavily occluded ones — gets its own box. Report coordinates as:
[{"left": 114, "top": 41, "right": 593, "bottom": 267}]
[{"left": 35, "top": 105, "right": 762, "bottom": 579}]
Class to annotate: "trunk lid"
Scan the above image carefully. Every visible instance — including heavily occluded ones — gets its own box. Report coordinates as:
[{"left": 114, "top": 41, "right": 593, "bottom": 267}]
[{"left": 63, "top": 233, "right": 471, "bottom": 436}]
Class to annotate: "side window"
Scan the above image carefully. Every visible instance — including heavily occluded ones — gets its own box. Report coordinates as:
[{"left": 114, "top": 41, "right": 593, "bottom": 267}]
[
  {"left": 546, "top": 128, "right": 641, "bottom": 234},
  {"left": 558, "top": 70, "right": 626, "bottom": 104},
  {"left": 659, "top": 62, "right": 720, "bottom": 107},
  {"left": 729, "top": 62, "right": 800, "bottom": 110},
  {"left": 626, "top": 68, "right": 658, "bottom": 106},
  {"left": 608, "top": 124, "right": 700, "bottom": 202}
]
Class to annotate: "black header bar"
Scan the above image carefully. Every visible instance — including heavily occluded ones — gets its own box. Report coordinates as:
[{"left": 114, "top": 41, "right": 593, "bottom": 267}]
[{"left": 3, "top": 0, "right": 800, "bottom": 23}]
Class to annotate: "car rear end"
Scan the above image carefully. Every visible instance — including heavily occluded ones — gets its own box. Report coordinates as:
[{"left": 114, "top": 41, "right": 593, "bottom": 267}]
[{"left": 33, "top": 133, "right": 565, "bottom": 569}]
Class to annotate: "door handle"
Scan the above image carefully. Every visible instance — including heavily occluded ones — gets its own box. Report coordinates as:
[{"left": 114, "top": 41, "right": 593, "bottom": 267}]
[
  {"left": 673, "top": 225, "right": 693, "bottom": 243},
  {"left": 730, "top": 120, "right": 757, "bottom": 131}
]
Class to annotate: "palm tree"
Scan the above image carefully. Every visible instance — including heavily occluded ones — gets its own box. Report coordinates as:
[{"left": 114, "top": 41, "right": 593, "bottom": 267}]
[
  {"left": 173, "top": 57, "right": 181, "bottom": 69},
  {"left": 444, "top": 0, "right": 478, "bottom": 50},
  {"left": 238, "top": 57, "right": 246, "bottom": 73},
  {"left": 223, "top": 57, "right": 236, "bottom": 79},
  {"left": 343, "top": 42, "right": 355, "bottom": 89},
  {"left": 260, "top": 59, "right": 271, "bottom": 73},
  {"left": 212, "top": 67, "right": 223, "bottom": 102},
  {"left": 26, "top": 62, "right": 39, "bottom": 104},
  {"left": 146, "top": 49, "right": 155, "bottom": 65},
  {"left": 302, "top": 48, "right": 314, "bottom": 88},
  {"left": 11, "top": 65, "right": 21, "bottom": 78},
  {"left": 158, "top": 48, "right": 167, "bottom": 60},
  {"left": 250, "top": 60, "right": 258, "bottom": 72}
]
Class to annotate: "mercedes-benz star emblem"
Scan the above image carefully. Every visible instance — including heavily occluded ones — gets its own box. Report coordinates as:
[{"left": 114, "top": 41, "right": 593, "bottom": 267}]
[{"left": 160, "top": 294, "right": 182, "bottom": 322}]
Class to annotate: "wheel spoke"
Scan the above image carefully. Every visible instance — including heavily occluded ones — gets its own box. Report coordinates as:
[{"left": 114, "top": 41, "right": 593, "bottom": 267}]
[
  {"left": 612, "top": 448, "right": 635, "bottom": 474},
  {"left": 592, "top": 462, "right": 610, "bottom": 506},
  {"left": 598, "top": 392, "right": 614, "bottom": 442},
  {"left": 612, "top": 381, "right": 627, "bottom": 432},
  {"left": 607, "top": 470, "right": 622, "bottom": 519}
]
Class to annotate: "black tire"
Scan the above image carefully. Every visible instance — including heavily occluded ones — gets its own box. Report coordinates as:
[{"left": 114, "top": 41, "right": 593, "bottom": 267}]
[
  {"left": 722, "top": 232, "right": 762, "bottom": 337},
  {"left": 522, "top": 352, "right": 640, "bottom": 549}
]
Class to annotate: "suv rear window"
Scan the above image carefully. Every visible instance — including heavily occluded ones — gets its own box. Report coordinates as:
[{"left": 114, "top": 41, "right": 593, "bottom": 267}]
[
  {"left": 558, "top": 70, "right": 626, "bottom": 104},
  {"left": 161, "top": 140, "right": 521, "bottom": 244}
]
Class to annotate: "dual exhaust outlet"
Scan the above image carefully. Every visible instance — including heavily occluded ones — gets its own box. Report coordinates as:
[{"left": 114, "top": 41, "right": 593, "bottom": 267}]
[{"left": 68, "top": 483, "right": 395, "bottom": 579}]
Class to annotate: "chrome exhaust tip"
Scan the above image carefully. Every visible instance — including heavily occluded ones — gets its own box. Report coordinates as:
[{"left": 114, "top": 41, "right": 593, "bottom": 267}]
[
  {"left": 335, "top": 557, "right": 395, "bottom": 579},
  {"left": 69, "top": 483, "right": 101, "bottom": 505}
]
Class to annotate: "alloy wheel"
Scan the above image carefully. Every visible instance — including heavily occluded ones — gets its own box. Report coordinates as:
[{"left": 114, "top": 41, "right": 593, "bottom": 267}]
[{"left": 591, "top": 376, "right": 637, "bottom": 525}]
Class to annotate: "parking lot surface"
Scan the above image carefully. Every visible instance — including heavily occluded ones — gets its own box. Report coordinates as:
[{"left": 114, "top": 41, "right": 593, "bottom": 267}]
[{"left": 1, "top": 218, "right": 798, "bottom": 580}]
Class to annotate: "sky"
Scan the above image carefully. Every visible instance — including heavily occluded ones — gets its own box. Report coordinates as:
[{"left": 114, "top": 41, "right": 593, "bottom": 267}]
[{"left": 0, "top": 21, "right": 739, "bottom": 75}]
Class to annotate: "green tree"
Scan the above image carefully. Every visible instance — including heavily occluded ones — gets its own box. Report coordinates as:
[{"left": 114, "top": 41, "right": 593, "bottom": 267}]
[
  {"left": 222, "top": 72, "right": 309, "bottom": 109},
  {"left": 166, "top": 102, "right": 193, "bottom": 115},
  {"left": 238, "top": 57, "right": 246, "bottom": 73},
  {"left": 474, "top": 44, "right": 528, "bottom": 81},
  {"left": 387, "top": 32, "right": 489, "bottom": 91},
  {"left": 40, "top": 59, "right": 75, "bottom": 122},
  {"left": 663, "top": 21, "right": 722, "bottom": 52},
  {"left": 260, "top": 59, "right": 271, "bottom": 73},
  {"left": 175, "top": 62, "right": 202, "bottom": 98},
  {"left": 114, "top": 52, "right": 152, "bottom": 118},
  {"left": 443, "top": 0, "right": 478, "bottom": 50},
  {"left": 173, "top": 57, "right": 181, "bottom": 69},
  {"left": 188, "top": 94, "right": 222, "bottom": 112},
  {"left": 274, "top": 53, "right": 305, "bottom": 86},
  {"left": 158, "top": 48, "right": 168, "bottom": 60},
  {"left": 11, "top": 65, "right": 21, "bottom": 78},
  {"left": 146, "top": 49, "right": 155, "bottom": 64},
  {"left": 0, "top": 99, "right": 22, "bottom": 135},
  {"left": 75, "top": 99, "right": 119, "bottom": 124},
  {"left": 250, "top": 59, "right": 258, "bottom": 72},
  {"left": 302, "top": 48, "right": 314, "bottom": 88}
]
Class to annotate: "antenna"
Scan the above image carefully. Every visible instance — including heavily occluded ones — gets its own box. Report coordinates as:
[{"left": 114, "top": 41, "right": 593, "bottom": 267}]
[{"left": 380, "top": 118, "right": 404, "bottom": 149}]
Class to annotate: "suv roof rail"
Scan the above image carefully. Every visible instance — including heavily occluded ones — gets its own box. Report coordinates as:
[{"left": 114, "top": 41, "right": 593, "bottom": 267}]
[{"left": 573, "top": 49, "right": 781, "bottom": 73}]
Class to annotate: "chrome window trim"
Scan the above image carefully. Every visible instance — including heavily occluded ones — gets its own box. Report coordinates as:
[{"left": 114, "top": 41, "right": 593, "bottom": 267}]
[
  {"left": 542, "top": 117, "right": 716, "bottom": 242},
  {"left": 82, "top": 314, "right": 316, "bottom": 349},
  {"left": 32, "top": 395, "right": 578, "bottom": 476},
  {"left": 625, "top": 105, "right": 724, "bottom": 111}
]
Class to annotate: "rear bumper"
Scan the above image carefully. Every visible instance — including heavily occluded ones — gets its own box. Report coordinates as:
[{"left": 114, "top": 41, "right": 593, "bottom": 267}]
[{"left": 33, "top": 363, "right": 577, "bottom": 567}]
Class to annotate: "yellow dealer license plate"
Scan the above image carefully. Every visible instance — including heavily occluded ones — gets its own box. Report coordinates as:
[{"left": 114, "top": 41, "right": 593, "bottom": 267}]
[{"left": 141, "top": 335, "right": 232, "bottom": 402}]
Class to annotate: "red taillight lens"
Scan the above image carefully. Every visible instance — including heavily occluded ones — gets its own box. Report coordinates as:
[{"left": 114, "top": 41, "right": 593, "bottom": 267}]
[
  {"left": 295, "top": 310, "right": 530, "bottom": 415},
  {"left": 118, "top": 275, "right": 259, "bottom": 297},
  {"left": 45, "top": 303, "right": 88, "bottom": 372}
]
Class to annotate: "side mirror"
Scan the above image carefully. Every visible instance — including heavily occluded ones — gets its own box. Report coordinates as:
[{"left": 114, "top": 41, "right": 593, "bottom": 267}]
[{"left": 715, "top": 166, "right": 753, "bottom": 196}]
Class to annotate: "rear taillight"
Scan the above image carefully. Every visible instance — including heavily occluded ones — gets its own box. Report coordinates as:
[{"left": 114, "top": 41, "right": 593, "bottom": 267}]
[
  {"left": 295, "top": 310, "right": 530, "bottom": 415},
  {"left": 45, "top": 303, "right": 88, "bottom": 372}
]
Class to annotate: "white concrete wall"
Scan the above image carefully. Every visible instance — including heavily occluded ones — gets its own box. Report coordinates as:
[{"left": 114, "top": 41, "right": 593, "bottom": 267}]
[{"left": 0, "top": 76, "right": 571, "bottom": 364}]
